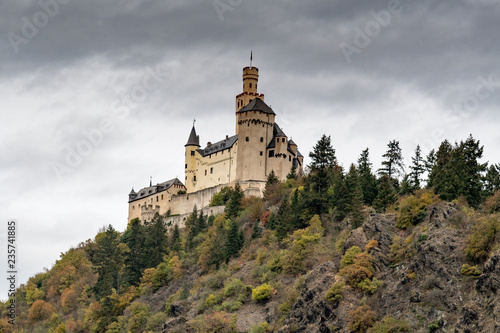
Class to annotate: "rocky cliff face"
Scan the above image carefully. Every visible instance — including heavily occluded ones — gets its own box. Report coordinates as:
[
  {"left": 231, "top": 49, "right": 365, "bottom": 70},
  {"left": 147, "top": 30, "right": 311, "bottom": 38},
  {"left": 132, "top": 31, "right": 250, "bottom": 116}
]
[{"left": 276, "top": 203, "right": 499, "bottom": 332}]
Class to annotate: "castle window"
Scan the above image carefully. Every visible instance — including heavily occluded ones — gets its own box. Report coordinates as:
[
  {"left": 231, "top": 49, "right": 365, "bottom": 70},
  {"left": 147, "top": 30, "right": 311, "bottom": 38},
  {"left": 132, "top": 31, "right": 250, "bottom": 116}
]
[
  {"left": 205, "top": 170, "right": 207, "bottom": 176},
  {"left": 269, "top": 150, "right": 274, "bottom": 157},
  {"left": 161, "top": 195, "right": 163, "bottom": 200},
  {"left": 282, "top": 138, "right": 285, "bottom": 143},
  {"left": 260, "top": 151, "right": 263, "bottom": 156},
  {"left": 185, "top": 164, "right": 187, "bottom": 169},
  {"left": 132, "top": 206, "right": 135, "bottom": 210},
  {"left": 260, "top": 137, "right": 264, "bottom": 142},
  {"left": 210, "top": 167, "right": 213, "bottom": 174},
  {"left": 289, "top": 156, "right": 291, "bottom": 162},
  {"left": 194, "top": 176, "right": 197, "bottom": 181},
  {"left": 156, "top": 196, "right": 158, "bottom": 202},
  {"left": 185, "top": 176, "right": 187, "bottom": 180},
  {"left": 249, "top": 83, "right": 252, "bottom": 88},
  {"left": 191, "top": 151, "right": 195, "bottom": 156},
  {"left": 246, "top": 137, "right": 249, "bottom": 142}
]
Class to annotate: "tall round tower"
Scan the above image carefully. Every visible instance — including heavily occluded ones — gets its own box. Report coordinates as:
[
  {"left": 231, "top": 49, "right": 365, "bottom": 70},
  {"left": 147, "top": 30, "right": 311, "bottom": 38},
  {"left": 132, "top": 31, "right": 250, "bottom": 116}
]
[
  {"left": 235, "top": 66, "right": 265, "bottom": 134},
  {"left": 184, "top": 125, "right": 200, "bottom": 193}
]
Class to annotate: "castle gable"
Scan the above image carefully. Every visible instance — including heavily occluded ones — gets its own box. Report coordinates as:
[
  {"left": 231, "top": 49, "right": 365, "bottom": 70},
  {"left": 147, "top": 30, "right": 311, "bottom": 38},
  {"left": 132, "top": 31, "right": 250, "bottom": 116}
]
[
  {"left": 129, "top": 178, "right": 185, "bottom": 203},
  {"left": 237, "top": 97, "right": 275, "bottom": 115}
]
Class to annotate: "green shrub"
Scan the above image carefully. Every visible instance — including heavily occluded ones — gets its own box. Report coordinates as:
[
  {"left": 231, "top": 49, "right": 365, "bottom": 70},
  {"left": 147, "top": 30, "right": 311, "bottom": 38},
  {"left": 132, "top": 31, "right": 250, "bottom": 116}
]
[
  {"left": 325, "top": 281, "right": 345, "bottom": 304},
  {"left": 349, "top": 305, "right": 376, "bottom": 333},
  {"left": 249, "top": 322, "right": 270, "bottom": 333},
  {"left": 152, "top": 263, "right": 174, "bottom": 290},
  {"left": 418, "top": 234, "right": 428, "bottom": 243},
  {"left": 396, "top": 190, "right": 438, "bottom": 229},
  {"left": 358, "top": 278, "right": 382, "bottom": 294},
  {"left": 252, "top": 284, "right": 273, "bottom": 303},
  {"left": 224, "top": 278, "right": 250, "bottom": 301},
  {"left": 145, "top": 312, "right": 169, "bottom": 331},
  {"left": 465, "top": 216, "right": 499, "bottom": 262},
  {"left": 367, "top": 315, "right": 412, "bottom": 333},
  {"left": 428, "top": 320, "right": 440, "bottom": 332},
  {"left": 221, "top": 300, "right": 243, "bottom": 312},
  {"left": 205, "top": 293, "right": 222, "bottom": 308},
  {"left": 340, "top": 246, "right": 362, "bottom": 268},
  {"left": 483, "top": 190, "right": 500, "bottom": 213},
  {"left": 460, "top": 264, "right": 482, "bottom": 277}
]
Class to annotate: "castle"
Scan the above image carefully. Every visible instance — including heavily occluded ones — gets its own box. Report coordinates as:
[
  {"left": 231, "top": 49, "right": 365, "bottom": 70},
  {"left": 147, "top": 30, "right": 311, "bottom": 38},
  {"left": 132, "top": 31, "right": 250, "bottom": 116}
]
[{"left": 127, "top": 63, "right": 303, "bottom": 223}]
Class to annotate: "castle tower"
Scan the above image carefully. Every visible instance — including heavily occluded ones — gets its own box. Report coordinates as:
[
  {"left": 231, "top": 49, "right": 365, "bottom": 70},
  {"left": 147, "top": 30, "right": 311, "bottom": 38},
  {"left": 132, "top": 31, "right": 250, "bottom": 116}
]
[
  {"left": 235, "top": 65, "right": 275, "bottom": 182},
  {"left": 185, "top": 125, "right": 200, "bottom": 193},
  {"left": 235, "top": 67, "right": 265, "bottom": 133}
]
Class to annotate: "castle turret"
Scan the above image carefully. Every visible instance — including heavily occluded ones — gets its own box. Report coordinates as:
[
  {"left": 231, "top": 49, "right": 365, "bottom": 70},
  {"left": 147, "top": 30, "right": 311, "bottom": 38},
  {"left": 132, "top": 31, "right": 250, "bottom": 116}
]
[
  {"left": 185, "top": 125, "right": 200, "bottom": 193},
  {"left": 235, "top": 66, "right": 264, "bottom": 120}
]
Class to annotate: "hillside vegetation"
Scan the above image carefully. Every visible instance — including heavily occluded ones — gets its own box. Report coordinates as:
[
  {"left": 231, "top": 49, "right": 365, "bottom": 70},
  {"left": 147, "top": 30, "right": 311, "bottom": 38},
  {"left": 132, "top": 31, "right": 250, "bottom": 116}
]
[{"left": 2, "top": 135, "right": 500, "bottom": 333}]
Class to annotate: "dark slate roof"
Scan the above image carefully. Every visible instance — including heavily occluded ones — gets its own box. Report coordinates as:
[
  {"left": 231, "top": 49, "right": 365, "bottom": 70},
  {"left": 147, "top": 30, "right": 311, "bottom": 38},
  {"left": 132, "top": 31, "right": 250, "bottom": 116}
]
[
  {"left": 129, "top": 188, "right": 137, "bottom": 195},
  {"left": 274, "top": 123, "right": 287, "bottom": 137},
  {"left": 129, "top": 178, "right": 185, "bottom": 202},
  {"left": 185, "top": 126, "right": 200, "bottom": 147},
  {"left": 198, "top": 135, "right": 238, "bottom": 157},
  {"left": 288, "top": 139, "right": 297, "bottom": 146},
  {"left": 237, "top": 97, "right": 276, "bottom": 115},
  {"left": 297, "top": 150, "right": 303, "bottom": 157},
  {"left": 267, "top": 123, "right": 288, "bottom": 149}
]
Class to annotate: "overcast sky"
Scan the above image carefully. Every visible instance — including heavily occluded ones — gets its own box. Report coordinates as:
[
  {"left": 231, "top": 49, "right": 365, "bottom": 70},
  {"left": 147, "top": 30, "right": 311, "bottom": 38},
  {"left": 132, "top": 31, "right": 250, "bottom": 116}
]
[{"left": 1, "top": 0, "right": 499, "bottom": 299}]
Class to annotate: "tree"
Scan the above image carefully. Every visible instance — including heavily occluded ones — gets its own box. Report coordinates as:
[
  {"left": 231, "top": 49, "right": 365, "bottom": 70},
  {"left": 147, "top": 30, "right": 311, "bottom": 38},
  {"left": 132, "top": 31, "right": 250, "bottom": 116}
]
[
  {"left": 275, "top": 197, "right": 292, "bottom": 240},
  {"left": 308, "top": 134, "right": 337, "bottom": 193},
  {"left": 428, "top": 140, "right": 454, "bottom": 199},
  {"left": 287, "top": 165, "right": 298, "bottom": 180},
  {"left": 409, "top": 145, "right": 425, "bottom": 190},
  {"left": 170, "top": 224, "right": 181, "bottom": 252},
  {"left": 225, "top": 183, "right": 244, "bottom": 219},
  {"left": 357, "top": 148, "right": 378, "bottom": 206},
  {"left": 251, "top": 221, "right": 261, "bottom": 239},
  {"left": 485, "top": 164, "right": 500, "bottom": 197},
  {"left": 144, "top": 213, "right": 169, "bottom": 268},
  {"left": 331, "top": 168, "right": 349, "bottom": 221},
  {"left": 123, "top": 218, "right": 146, "bottom": 286},
  {"left": 225, "top": 219, "right": 244, "bottom": 262},
  {"left": 93, "top": 225, "right": 125, "bottom": 299},
  {"left": 346, "top": 164, "right": 364, "bottom": 228},
  {"left": 378, "top": 140, "right": 404, "bottom": 180},
  {"left": 373, "top": 175, "right": 398, "bottom": 213}
]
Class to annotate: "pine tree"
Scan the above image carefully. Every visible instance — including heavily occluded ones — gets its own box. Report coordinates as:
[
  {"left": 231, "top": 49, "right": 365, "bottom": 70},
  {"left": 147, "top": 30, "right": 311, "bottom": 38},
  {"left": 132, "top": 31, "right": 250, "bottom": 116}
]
[
  {"left": 428, "top": 140, "right": 454, "bottom": 200},
  {"left": 373, "top": 175, "right": 398, "bottom": 213},
  {"left": 171, "top": 224, "right": 181, "bottom": 252},
  {"left": 456, "top": 135, "right": 487, "bottom": 207},
  {"left": 275, "top": 197, "right": 292, "bottom": 240},
  {"left": 485, "top": 164, "right": 500, "bottom": 197},
  {"left": 93, "top": 225, "right": 124, "bottom": 299},
  {"left": 425, "top": 149, "right": 436, "bottom": 187},
  {"left": 345, "top": 164, "right": 364, "bottom": 228},
  {"left": 225, "top": 183, "right": 244, "bottom": 219},
  {"left": 331, "top": 167, "right": 349, "bottom": 221},
  {"left": 287, "top": 165, "right": 297, "bottom": 180},
  {"left": 399, "top": 174, "right": 413, "bottom": 196},
  {"left": 225, "top": 219, "right": 243, "bottom": 262},
  {"left": 123, "top": 218, "right": 146, "bottom": 286},
  {"left": 266, "top": 170, "right": 279, "bottom": 186},
  {"left": 308, "top": 134, "right": 337, "bottom": 194},
  {"left": 357, "top": 148, "right": 378, "bottom": 206},
  {"left": 144, "top": 213, "right": 169, "bottom": 268},
  {"left": 378, "top": 140, "right": 405, "bottom": 180},
  {"left": 251, "top": 221, "right": 261, "bottom": 239},
  {"left": 410, "top": 145, "right": 425, "bottom": 190}
]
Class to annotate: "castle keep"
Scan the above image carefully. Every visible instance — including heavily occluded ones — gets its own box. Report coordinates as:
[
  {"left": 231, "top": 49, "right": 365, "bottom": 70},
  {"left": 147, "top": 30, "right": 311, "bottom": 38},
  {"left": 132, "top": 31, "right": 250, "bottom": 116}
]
[{"left": 128, "top": 64, "right": 303, "bottom": 223}]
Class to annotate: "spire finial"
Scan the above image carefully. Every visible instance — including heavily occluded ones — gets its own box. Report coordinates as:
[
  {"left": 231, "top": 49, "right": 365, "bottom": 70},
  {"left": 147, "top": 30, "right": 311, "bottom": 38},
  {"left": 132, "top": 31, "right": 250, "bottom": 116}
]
[
  {"left": 250, "top": 51, "right": 253, "bottom": 69},
  {"left": 150, "top": 176, "right": 152, "bottom": 187},
  {"left": 193, "top": 119, "right": 196, "bottom": 127}
]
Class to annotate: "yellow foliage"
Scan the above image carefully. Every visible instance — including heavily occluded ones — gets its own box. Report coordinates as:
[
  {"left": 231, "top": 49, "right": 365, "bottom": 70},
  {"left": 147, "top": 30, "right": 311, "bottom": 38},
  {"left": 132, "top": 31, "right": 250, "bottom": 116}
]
[
  {"left": 28, "top": 300, "right": 55, "bottom": 323},
  {"left": 61, "top": 287, "right": 78, "bottom": 312},
  {"left": 396, "top": 190, "right": 439, "bottom": 229},
  {"left": 168, "top": 255, "right": 183, "bottom": 279}
]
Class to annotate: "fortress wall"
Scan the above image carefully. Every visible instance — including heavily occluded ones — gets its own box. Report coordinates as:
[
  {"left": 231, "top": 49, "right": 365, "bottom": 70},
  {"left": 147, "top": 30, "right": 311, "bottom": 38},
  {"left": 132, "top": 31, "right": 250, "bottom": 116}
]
[{"left": 165, "top": 205, "right": 226, "bottom": 229}]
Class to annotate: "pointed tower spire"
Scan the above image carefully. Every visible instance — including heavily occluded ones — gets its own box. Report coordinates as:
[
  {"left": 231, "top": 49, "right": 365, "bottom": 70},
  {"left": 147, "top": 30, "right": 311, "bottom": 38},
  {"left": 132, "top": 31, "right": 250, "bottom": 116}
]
[
  {"left": 185, "top": 123, "right": 200, "bottom": 147},
  {"left": 250, "top": 51, "right": 253, "bottom": 69}
]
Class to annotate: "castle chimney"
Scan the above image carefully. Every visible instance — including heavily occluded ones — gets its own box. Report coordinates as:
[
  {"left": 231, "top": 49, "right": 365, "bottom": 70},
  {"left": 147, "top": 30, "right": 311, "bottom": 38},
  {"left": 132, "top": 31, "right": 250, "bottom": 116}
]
[{"left": 226, "top": 135, "right": 229, "bottom": 140}]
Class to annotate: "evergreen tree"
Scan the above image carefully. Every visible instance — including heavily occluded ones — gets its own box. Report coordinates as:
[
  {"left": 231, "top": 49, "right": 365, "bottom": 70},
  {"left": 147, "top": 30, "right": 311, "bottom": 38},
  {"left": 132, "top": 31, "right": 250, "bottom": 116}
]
[
  {"left": 373, "top": 175, "right": 398, "bottom": 213},
  {"left": 195, "top": 210, "right": 207, "bottom": 235},
  {"left": 410, "top": 145, "right": 425, "bottom": 189},
  {"left": 345, "top": 164, "right": 364, "bottom": 228},
  {"left": 144, "top": 213, "right": 169, "bottom": 268},
  {"left": 399, "top": 174, "right": 413, "bottom": 196},
  {"left": 93, "top": 225, "right": 124, "bottom": 299},
  {"left": 331, "top": 167, "right": 349, "bottom": 221},
  {"left": 378, "top": 139, "right": 405, "bottom": 180},
  {"left": 266, "top": 170, "right": 279, "bottom": 186},
  {"left": 225, "top": 219, "right": 243, "bottom": 262},
  {"left": 264, "top": 170, "right": 282, "bottom": 202},
  {"left": 225, "top": 183, "right": 244, "bottom": 219},
  {"left": 485, "top": 164, "right": 500, "bottom": 197},
  {"left": 171, "top": 224, "right": 181, "bottom": 252},
  {"left": 185, "top": 206, "right": 199, "bottom": 250},
  {"left": 251, "top": 221, "right": 261, "bottom": 239},
  {"left": 428, "top": 140, "right": 454, "bottom": 199},
  {"left": 287, "top": 165, "right": 297, "bottom": 180},
  {"left": 123, "top": 218, "right": 146, "bottom": 286},
  {"left": 308, "top": 134, "right": 337, "bottom": 194},
  {"left": 425, "top": 149, "right": 437, "bottom": 187},
  {"left": 357, "top": 148, "right": 378, "bottom": 206}
]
